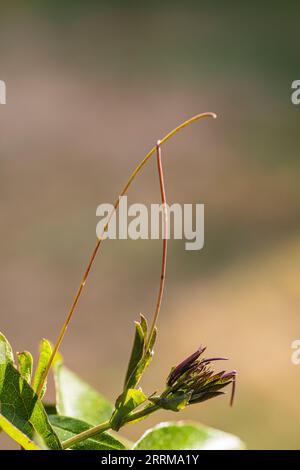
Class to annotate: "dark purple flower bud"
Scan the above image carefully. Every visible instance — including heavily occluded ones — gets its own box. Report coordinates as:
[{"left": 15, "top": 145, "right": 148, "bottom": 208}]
[
  {"left": 167, "top": 346, "right": 206, "bottom": 386},
  {"left": 221, "top": 370, "right": 236, "bottom": 406},
  {"left": 200, "top": 357, "right": 228, "bottom": 365},
  {"left": 221, "top": 370, "right": 236, "bottom": 380},
  {"left": 165, "top": 346, "right": 237, "bottom": 408}
]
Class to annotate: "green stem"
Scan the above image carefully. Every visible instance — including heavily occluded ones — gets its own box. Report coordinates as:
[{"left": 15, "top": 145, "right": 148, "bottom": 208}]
[
  {"left": 61, "top": 419, "right": 111, "bottom": 450},
  {"left": 61, "top": 404, "right": 159, "bottom": 450},
  {"left": 124, "top": 403, "right": 159, "bottom": 425}
]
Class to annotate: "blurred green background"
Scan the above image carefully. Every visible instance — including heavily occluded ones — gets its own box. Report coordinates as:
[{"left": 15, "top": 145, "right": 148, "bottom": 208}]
[{"left": 0, "top": 0, "right": 300, "bottom": 449}]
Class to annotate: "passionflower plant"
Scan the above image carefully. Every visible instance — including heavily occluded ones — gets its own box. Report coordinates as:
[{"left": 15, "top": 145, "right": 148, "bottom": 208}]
[{"left": 0, "top": 113, "right": 241, "bottom": 451}]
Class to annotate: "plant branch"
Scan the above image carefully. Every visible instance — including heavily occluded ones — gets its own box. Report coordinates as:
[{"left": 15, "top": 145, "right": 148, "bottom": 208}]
[
  {"left": 61, "top": 419, "right": 111, "bottom": 450},
  {"left": 37, "top": 112, "right": 217, "bottom": 398},
  {"left": 124, "top": 403, "right": 159, "bottom": 425},
  {"left": 61, "top": 405, "right": 159, "bottom": 450}
]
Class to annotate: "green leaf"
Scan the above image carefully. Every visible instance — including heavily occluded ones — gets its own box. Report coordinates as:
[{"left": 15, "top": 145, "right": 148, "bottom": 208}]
[
  {"left": 140, "top": 314, "right": 148, "bottom": 337},
  {"left": 44, "top": 403, "right": 57, "bottom": 415},
  {"left": 49, "top": 415, "right": 126, "bottom": 450},
  {"left": 133, "top": 421, "right": 245, "bottom": 450},
  {"left": 53, "top": 362, "right": 113, "bottom": 425},
  {"left": 0, "top": 361, "right": 61, "bottom": 449},
  {"left": 124, "top": 318, "right": 145, "bottom": 390},
  {"left": 109, "top": 431, "right": 134, "bottom": 450},
  {"left": 17, "top": 351, "right": 33, "bottom": 384},
  {"left": 111, "top": 388, "right": 147, "bottom": 431},
  {"left": 0, "top": 415, "right": 41, "bottom": 450},
  {"left": 131, "top": 326, "right": 157, "bottom": 386},
  {"left": 0, "top": 332, "right": 14, "bottom": 365},
  {"left": 149, "top": 391, "right": 192, "bottom": 411},
  {"left": 32, "top": 339, "right": 52, "bottom": 399},
  {"left": 124, "top": 316, "right": 157, "bottom": 391}
]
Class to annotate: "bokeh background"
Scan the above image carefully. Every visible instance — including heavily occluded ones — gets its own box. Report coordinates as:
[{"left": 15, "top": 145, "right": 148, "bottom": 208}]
[{"left": 1, "top": 0, "right": 300, "bottom": 449}]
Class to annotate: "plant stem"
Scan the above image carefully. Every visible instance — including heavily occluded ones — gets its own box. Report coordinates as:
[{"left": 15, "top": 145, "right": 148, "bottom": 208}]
[
  {"left": 61, "top": 419, "right": 111, "bottom": 450},
  {"left": 124, "top": 403, "right": 159, "bottom": 425},
  {"left": 37, "top": 112, "right": 217, "bottom": 398},
  {"left": 147, "top": 141, "right": 168, "bottom": 346},
  {"left": 61, "top": 405, "right": 159, "bottom": 450}
]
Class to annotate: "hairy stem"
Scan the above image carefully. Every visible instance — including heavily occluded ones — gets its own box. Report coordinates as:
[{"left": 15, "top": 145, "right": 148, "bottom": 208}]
[{"left": 37, "top": 112, "right": 217, "bottom": 397}]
